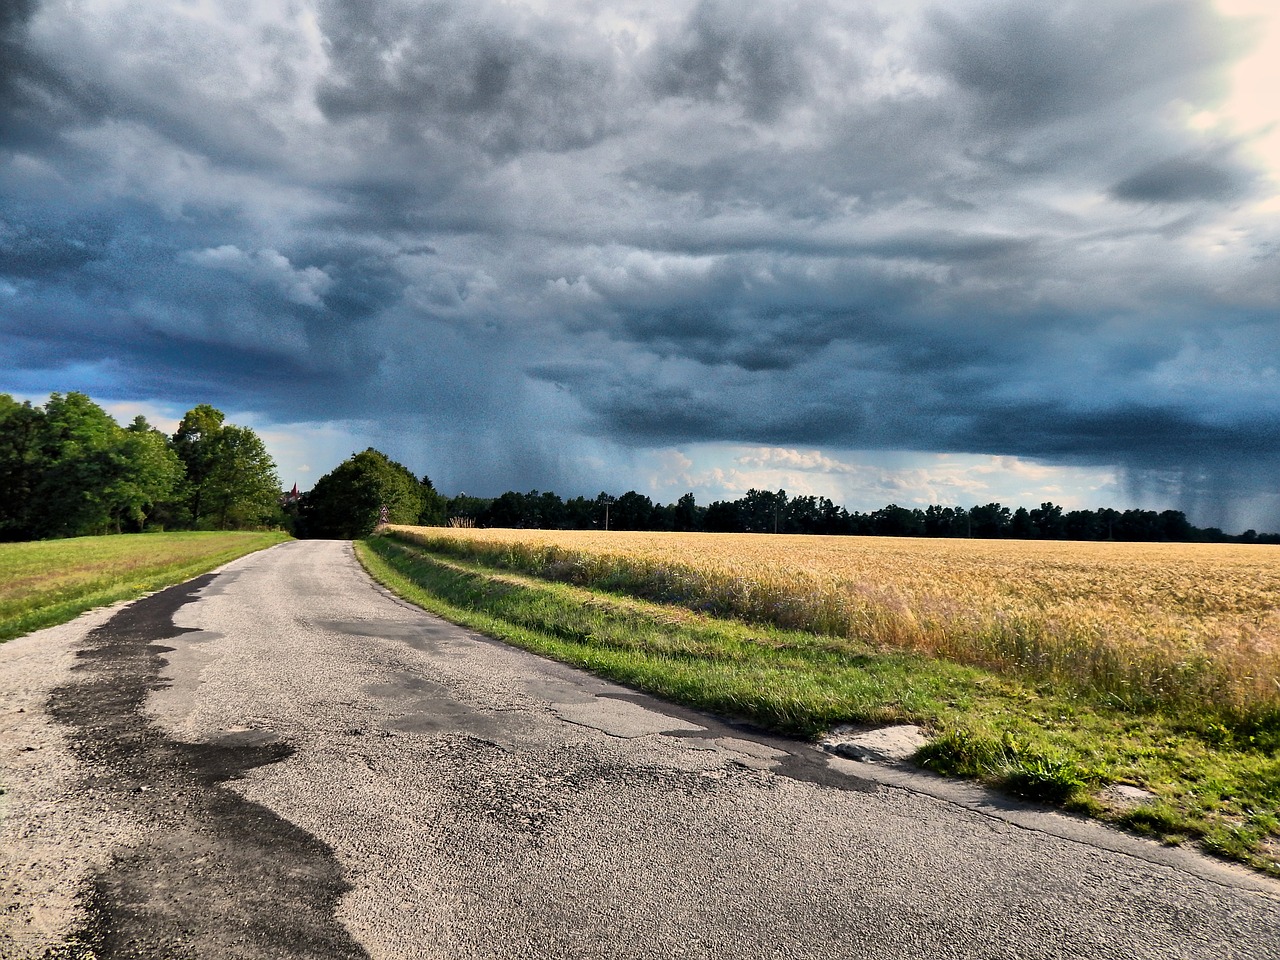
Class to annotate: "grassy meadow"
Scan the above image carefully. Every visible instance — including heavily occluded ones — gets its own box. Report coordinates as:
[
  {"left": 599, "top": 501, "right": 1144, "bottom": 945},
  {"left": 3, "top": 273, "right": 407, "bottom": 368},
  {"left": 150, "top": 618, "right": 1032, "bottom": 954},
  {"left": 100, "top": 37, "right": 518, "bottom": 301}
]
[
  {"left": 364, "top": 527, "right": 1280, "bottom": 874},
  {"left": 0, "top": 531, "right": 290, "bottom": 642}
]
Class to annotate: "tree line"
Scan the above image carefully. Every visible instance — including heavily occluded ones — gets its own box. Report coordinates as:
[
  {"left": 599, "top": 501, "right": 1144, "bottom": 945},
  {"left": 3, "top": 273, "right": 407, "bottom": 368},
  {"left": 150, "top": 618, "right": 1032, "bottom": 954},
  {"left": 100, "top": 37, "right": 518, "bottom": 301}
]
[
  {"left": 294, "top": 449, "right": 1276, "bottom": 544},
  {"left": 0, "top": 392, "right": 282, "bottom": 540},
  {"left": 435, "top": 486, "right": 1274, "bottom": 543}
]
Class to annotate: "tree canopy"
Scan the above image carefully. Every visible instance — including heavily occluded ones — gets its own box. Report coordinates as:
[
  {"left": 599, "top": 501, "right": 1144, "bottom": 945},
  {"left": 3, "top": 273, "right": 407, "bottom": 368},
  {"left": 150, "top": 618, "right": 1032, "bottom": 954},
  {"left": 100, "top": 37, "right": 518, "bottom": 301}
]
[
  {"left": 171, "top": 406, "right": 280, "bottom": 530},
  {"left": 0, "top": 393, "right": 281, "bottom": 540},
  {"left": 296, "top": 448, "right": 432, "bottom": 539}
]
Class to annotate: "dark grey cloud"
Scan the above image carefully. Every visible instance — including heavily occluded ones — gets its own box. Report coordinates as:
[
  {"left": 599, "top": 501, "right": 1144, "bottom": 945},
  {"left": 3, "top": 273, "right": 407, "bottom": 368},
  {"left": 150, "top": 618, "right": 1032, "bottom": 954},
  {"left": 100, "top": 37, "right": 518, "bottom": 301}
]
[
  {"left": 0, "top": 0, "right": 38, "bottom": 87},
  {"left": 1111, "top": 154, "right": 1249, "bottom": 203},
  {"left": 0, "top": 0, "right": 82, "bottom": 152},
  {"left": 0, "top": 214, "right": 111, "bottom": 278},
  {"left": 2, "top": 0, "right": 1278, "bottom": 528},
  {"left": 646, "top": 0, "right": 831, "bottom": 123},
  {"left": 925, "top": 0, "right": 1236, "bottom": 129},
  {"left": 316, "top": 0, "right": 623, "bottom": 157}
]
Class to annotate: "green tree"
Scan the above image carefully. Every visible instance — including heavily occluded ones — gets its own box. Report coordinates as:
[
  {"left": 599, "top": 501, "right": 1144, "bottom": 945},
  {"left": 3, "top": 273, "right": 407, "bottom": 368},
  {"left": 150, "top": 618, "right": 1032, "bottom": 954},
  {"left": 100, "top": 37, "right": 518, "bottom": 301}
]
[
  {"left": 612, "top": 490, "right": 655, "bottom": 530},
  {"left": 0, "top": 394, "right": 45, "bottom": 540},
  {"left": 738, "top": 489, "right": 787, "bottom": 533},
  {"left": 34, "top": 392, "right": 124, "bottom": 537},
  {"left": 203, "top": 425, "right": 281, "bottom": 530},
  {"left": 1029, "top": 501, "right": 1065, "bottom": 539},
  {"left": 171, "top": 404, "right": 226, "bottom": 527},
  {"left": 1010, "top": 506, "right": 1035, "bottom": 538},
  {"left": 105, "top": 417, "right": 184, "bottom": 532},
  {"left": 869, "top": 503, "right": 925, "bottom": 537},
  {"left": 446, "top": 493, "right": 492, "bottom": 525},
  {"left": 674, "top": 492, "right": 701, "bottom": 532},
  {"left": 418, "top": 475, "right": 448, "bottom": 526},
  {"left": 171, "top": 406, "right": 280, "bottom": 529},
  {"left": 298, "top": 448, "right": 423, "bottom": 539},
  {"left": 969, "top": 502, "right": 1012, "bottom": 538}
]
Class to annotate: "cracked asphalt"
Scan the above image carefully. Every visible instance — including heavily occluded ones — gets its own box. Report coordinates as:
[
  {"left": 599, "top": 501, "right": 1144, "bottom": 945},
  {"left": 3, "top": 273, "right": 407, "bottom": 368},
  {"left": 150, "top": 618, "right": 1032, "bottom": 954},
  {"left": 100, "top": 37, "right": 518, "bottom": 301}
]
[{"left": 2, "top": 539, "right": 1278, "bottom": 959}]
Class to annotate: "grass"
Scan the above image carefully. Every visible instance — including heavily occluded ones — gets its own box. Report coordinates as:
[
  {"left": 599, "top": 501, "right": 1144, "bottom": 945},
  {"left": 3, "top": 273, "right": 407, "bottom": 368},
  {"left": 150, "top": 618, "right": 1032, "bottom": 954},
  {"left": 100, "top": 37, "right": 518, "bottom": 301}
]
[
  {"left": 0, "top": 531, "right": 290, "bottom": 642},
  {"left": 359, "top": 531, "right": 1280, "bottom": 876}
]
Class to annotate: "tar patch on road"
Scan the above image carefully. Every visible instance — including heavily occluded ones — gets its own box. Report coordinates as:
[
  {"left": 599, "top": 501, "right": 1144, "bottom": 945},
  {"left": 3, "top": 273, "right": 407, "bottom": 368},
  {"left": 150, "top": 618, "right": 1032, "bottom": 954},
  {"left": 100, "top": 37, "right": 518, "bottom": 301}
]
[{"left": 44, "top": 576, "right": 369, "bottom": 960}]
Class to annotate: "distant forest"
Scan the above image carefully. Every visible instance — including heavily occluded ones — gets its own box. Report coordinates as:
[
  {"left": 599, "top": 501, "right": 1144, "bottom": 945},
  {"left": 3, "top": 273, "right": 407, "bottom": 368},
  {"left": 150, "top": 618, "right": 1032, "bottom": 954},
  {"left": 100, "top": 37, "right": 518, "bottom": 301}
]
[
  {"left": 294, "top": 447, "right": 1278, "bottom": 544},
  {"left": 436, "top": 487, "right": 1277, "bottom": 544}
]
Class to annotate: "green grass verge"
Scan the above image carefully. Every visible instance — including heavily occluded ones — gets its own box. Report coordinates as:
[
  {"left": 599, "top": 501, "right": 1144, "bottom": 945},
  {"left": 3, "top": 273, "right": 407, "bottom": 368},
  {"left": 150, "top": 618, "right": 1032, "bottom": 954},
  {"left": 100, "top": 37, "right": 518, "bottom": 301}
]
[
  {"left": 358, "top": 533, "right": 1280, "bottom": 876},
  {"left": 0, "top": 530, "right": 291, "bottom": 642}
]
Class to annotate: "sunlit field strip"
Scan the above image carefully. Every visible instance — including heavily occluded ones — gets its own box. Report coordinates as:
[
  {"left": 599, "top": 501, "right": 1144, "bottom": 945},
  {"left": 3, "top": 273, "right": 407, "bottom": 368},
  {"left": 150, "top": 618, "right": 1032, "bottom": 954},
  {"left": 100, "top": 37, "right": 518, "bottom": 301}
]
[
  {"left": 0, "top": 531, "right": 290, "bottom": 641},
  {"left": 387, "top": 526, "right": 1280, "bottom": 718}
]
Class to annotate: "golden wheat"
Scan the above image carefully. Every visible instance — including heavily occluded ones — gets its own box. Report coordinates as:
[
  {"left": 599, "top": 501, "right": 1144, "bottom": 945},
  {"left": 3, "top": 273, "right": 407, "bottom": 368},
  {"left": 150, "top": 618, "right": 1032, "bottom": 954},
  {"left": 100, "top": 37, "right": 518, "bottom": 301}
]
[{"left": 386, "top": 526, "right": 1280, "bottom": 714}]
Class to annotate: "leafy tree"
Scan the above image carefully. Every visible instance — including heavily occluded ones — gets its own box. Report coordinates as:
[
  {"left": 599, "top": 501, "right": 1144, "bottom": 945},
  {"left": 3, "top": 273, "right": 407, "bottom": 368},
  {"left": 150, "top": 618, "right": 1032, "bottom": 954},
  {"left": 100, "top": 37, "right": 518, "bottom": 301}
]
[
  {"left": 703, "top": 499, "right": 742, "bottom": 532},
  {"left": 1010, "top": 506, "right": 1035, "bottom": 538},
  {"left": 1029, "top": 502, "right": 1065, "bottom": 539},
  {"left": 106, "top": 417, "right": 184, "bottom": 532},
  {"left": 481, "top": 489, "right": 569, "bottom": 528},
  {"left": 203, "top": 425, "right": 281, "bottom": 529},
  {"left": 562, "top": 495, "right": 598, "bottom": 529},
  {"left": 1097, "top": 507, "right": 1121, "bottom": 541},
  {"left": 612, "top": 490, "right": 655, "bottom": 530},
  {"left": 738, "top": 489, "right": 787, "bottom": 533},
  {"left": 487, "top": 490, "right": 537, "bottom": 528},
  {"left": 674, "top": 492, "right": 702, "bottom": 532},
  {"left": 924, "top": 504, "right": 964, "bottom": 538},
  {"left": 1063, "top": 509, "right": 1103, "bottom": 541},
  {"left": 171, "top": 404, "right": 227, "bottom": 527},
  {"left": 418, "top": 475, "right": 448, "bottom": 526},
  {"left": 785, "top": 495, "right": 822, "bottom": 534},
  {"left": 869, "top": 503, "right": 925, "bottom": 537},
  {"left": 171, "top": 405, "right": 280, "bottom": 529},
  {"left": 1159, "top": 510, "right": 1194, "bottom": 542},
  {"left": 969, "top": 502, "right": 1012, "bottom": 538},
  {"left": 33, "top": 392, "right": 125, "bottom": 537},
  {"left": 3, "top": 394, "right": 185, "bottom": 538},
  {"left": 818, "top": 497, "right": 851, "bottom": 534},
  {"left": 649, "top": 500, "right": 677, "bottom": 531},
  {"left": 446, "top": 493, "right": 492, "bottom": 525},
  {"left": 1116, "top": 509, "right": 1161, "bottom": 541},
  {"left": 297, "top": 448, "right": 423, "bottom": 539},
  {"left": 0, "top": 395, "right": 44, "bottom": 540}
]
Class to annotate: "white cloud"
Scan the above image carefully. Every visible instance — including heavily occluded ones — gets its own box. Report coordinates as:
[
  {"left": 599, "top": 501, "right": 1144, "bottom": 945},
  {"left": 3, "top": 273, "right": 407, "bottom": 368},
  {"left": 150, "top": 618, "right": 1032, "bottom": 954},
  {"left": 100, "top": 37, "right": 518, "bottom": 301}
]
[
  {"left": 735, "top": 447, "right": 864, "bottom": 474},
  {"left": 184, "top": 245, "right": 333, "bottom": 307},
  {"left": 630, "top": 444, "right": 1123, "bottom": 514}
]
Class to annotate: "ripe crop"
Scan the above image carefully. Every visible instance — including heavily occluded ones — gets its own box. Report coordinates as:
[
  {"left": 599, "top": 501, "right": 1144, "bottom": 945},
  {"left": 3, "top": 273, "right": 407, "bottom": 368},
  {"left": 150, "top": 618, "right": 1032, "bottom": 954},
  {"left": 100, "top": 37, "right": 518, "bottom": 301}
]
[{"left": 387, "top": 526, "right": 1280, "bottom": 718}]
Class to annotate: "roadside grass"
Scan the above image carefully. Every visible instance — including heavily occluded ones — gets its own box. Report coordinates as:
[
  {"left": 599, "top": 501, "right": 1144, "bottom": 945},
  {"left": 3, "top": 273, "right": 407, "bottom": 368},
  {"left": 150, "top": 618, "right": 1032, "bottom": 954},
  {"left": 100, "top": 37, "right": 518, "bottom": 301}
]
[
  {"left": 0, "top": 531, "right": 290, "bottom": 642},
  {"left": 358, "top": 533, "right": 1280, "bottom": 876}
]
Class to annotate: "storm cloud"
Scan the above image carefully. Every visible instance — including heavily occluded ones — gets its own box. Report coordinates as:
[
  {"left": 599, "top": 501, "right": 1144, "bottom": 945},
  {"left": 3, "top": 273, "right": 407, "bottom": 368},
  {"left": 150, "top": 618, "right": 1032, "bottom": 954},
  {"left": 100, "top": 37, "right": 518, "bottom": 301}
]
[{"left": 2, "top": 0, "right": 1278, "bottom": 529}]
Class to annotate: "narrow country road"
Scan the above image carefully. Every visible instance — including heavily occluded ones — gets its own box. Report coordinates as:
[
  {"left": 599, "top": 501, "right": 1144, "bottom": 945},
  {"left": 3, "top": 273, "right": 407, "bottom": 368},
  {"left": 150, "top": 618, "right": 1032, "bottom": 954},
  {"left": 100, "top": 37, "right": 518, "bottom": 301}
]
[{"left": 2, "top": 540, "right": 1278, "bottom": 959}]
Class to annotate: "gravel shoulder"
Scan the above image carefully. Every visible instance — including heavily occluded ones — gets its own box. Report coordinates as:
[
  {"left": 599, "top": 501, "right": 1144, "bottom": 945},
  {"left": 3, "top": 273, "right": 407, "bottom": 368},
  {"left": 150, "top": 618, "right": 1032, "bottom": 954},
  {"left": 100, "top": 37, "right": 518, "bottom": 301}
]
[
  {"left": 3, "top": 540, "right": 1279, "bottom": 959},
  {"left": 0, "top": 601, "right": 149, "bottom": 957}
]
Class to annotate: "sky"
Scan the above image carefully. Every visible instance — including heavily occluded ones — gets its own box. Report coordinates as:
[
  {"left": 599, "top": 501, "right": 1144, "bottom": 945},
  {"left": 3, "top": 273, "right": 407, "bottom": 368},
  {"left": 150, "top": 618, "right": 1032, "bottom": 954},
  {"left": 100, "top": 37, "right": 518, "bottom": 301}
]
[{"left": 2, "top": 0, "right": 1279, "bottom": 531}]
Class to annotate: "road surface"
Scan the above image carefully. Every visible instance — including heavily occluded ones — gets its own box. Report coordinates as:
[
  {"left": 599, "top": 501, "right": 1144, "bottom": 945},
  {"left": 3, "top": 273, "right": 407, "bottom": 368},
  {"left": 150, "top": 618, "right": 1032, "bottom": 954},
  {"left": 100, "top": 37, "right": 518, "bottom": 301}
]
[{"left": 1, "top": 539, "right": 1277, "bottom": 958}]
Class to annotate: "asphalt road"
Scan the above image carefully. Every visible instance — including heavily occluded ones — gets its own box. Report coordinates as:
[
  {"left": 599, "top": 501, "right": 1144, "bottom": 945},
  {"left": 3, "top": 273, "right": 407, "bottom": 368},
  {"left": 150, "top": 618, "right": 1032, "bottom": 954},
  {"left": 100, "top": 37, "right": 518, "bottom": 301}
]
[{"left": 2, "top": 539, "right": 1278, "bottom": 959}]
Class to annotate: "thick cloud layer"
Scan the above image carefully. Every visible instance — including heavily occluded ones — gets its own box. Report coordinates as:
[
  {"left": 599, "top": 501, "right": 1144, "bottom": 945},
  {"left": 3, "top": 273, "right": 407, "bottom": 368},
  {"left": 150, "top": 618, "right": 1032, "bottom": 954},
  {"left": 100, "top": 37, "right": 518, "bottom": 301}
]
[{"left": 2, "top": 0, "right": 1278, "bottom": 528}]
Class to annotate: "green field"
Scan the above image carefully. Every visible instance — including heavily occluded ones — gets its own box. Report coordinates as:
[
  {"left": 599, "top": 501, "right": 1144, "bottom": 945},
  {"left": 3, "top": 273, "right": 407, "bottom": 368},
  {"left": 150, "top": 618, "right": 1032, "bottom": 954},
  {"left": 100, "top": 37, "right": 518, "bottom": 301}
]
[
  {"left": 0, "top": 531, "right": 290, "bottom": 642},
  {"left": 359, "top": 532, "right": 1280, "bottom": 877}
]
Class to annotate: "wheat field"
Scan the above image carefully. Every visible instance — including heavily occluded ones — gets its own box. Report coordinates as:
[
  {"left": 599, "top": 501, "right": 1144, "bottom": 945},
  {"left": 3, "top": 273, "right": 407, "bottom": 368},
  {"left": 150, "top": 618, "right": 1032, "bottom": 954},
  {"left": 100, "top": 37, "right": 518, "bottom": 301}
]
[{"left": 386, "top": 526, "right": 1280, "bottom": 716}]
